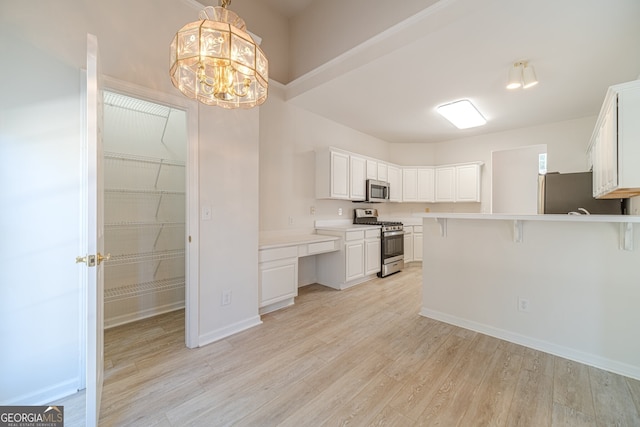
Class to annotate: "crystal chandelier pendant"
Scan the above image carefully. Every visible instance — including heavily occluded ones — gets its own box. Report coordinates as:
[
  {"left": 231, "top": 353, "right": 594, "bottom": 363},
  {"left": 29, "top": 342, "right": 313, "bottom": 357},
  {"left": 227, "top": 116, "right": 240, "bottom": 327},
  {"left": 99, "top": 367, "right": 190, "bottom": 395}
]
[{"left": 170, "top": 2, "right": 268, "bottom": 109}]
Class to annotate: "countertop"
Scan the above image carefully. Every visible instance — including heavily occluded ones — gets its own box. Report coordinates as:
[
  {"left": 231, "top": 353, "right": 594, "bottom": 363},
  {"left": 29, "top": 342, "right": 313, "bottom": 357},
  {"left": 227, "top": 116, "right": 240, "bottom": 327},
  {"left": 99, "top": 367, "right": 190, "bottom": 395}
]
[
  {"left": 259, "top": 232, "right": 340, "bottom": 250},
  {"left": 413, "top": 212, "right": 640, "bottom": 223},
  {"left": 314, "top": 219, "right": 381, "bottom": 232}
]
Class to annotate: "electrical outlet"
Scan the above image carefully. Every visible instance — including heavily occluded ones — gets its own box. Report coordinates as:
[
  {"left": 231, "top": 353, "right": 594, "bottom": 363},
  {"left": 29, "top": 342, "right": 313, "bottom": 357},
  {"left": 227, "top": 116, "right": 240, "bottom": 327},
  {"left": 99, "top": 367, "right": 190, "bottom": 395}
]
[
  {"left": 310, "top": 206, "right": 316, "bottom": 215},
  {"left": 288, "top": 216, "right": 294, "bottom": 225},
  {"left": 518, "top": 297, "right": 530, "bottom": 312},
  {"left": 338, "top": 208, "right": 343, "bottom": 216},
  {"left": 221, "top": 290, "right": 232, "bottom": 306}
]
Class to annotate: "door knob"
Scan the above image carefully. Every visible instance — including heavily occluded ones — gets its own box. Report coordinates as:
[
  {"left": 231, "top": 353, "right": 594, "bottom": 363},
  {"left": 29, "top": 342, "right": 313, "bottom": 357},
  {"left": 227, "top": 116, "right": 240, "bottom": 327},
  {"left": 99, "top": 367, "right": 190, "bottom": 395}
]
[{"left": 97, "top": 253, "right": 111, "bottom": 265}]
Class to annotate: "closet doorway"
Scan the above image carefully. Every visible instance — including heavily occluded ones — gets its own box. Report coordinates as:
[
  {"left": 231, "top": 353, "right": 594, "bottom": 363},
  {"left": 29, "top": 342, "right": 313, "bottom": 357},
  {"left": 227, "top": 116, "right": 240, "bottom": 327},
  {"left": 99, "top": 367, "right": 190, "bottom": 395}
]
[{"left": 100, "top": 83, "right": 198, "bottom": 345}]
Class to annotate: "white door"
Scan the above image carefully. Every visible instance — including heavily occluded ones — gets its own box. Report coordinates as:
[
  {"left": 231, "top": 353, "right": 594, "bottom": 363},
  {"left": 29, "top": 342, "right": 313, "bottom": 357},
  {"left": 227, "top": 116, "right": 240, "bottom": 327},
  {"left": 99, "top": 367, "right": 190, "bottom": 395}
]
[{"left": 82, "top": 33, "right": 105, "bottom": 427}]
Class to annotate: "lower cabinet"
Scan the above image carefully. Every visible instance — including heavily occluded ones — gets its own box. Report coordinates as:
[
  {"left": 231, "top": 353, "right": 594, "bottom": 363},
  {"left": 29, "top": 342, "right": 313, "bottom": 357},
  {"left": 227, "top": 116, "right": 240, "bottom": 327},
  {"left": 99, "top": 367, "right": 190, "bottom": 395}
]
[
  {"left": 365, "top": 234, "right": 381, "bottom": 276},
  {"left": 413, "top": 226, "right": 423, "bottom": 261},
  {"left": 316, "top": 227, "right": 381, "bottom": 290},
  {"left": 403, "top": 225, "right": 423, "bottom": 263},
  {"left": 259, "top": 246, "right": 298, "bottom": 314}
]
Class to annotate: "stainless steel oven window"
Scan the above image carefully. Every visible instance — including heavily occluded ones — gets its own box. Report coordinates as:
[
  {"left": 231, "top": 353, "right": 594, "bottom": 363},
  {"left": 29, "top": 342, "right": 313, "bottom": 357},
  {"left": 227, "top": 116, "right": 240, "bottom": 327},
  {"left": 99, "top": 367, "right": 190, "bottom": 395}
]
[{"left": 382, "top": 231, "right": 404, "bottom": 260}]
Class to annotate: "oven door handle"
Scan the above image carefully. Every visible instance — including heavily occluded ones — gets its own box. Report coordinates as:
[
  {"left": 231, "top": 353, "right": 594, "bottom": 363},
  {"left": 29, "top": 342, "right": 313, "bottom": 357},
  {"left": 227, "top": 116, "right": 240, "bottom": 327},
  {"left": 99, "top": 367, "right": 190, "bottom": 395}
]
[{"left": 383, "top": 230, "right": 405, "bottom": 237}]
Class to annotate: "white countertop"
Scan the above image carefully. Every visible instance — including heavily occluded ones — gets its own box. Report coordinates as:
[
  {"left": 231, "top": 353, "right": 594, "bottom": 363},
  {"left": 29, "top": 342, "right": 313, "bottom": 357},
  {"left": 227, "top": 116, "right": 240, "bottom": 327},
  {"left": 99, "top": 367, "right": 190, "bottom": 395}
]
[
  {"left": 413, "top": 212, "right": 640, "bottom": 223},
  {"left": 315, "top": 224, "right": 381, "bottom": 231},
  {"left": 259, "top": 232, "right": 340, "bottom": 250}
]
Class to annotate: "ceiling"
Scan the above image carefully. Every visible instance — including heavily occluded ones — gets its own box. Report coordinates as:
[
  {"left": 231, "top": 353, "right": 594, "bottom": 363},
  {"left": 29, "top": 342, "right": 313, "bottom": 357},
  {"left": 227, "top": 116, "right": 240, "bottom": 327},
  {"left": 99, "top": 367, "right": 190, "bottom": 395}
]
[{"left": 261, "top": 0, "right": 640, "bottom": 144}]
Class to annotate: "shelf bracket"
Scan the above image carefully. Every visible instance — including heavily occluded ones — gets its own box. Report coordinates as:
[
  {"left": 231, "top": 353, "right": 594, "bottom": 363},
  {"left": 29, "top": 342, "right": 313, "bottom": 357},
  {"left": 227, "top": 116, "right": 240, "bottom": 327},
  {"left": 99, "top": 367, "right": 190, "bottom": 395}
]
[
  {"left": 513, "top": 220, "right": 524, "bottom": 243},
  {"left": 155, "top": 192, "right": 164, "bottom": 219},
  {"left": 153, "top": 159, "right": 164, "bottom": 189},
  {"left": 436, "top": 218, "right": 447, "bottom": 237},
  {"left": 621, "top": 222, "right": 634, "bottom": 251},
  {"left": 153, "top": 223, "right": 165, "bottom": 249}
]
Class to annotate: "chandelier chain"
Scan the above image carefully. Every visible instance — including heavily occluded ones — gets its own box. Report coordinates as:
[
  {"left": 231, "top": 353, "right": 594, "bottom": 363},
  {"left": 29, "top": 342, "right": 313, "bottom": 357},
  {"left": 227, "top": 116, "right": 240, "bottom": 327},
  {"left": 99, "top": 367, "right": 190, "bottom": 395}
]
[{"left": 221, "top": 0, "right": 231, "bottom": 8}]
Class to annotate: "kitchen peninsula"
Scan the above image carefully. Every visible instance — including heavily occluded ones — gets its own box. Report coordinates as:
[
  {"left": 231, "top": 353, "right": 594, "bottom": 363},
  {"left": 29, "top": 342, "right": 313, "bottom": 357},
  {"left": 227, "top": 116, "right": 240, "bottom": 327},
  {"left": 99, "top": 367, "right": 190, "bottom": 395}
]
[{"left": 414, "top": 212, "right": 640, "bottom": 380}]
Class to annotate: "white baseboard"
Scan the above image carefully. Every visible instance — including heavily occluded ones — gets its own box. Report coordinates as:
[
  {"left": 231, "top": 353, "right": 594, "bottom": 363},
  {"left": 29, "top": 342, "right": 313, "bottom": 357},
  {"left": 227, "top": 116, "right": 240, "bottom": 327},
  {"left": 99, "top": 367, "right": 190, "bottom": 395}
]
[
  {"left": 104, "top": 302, "right": 185, "bottom": 329},
  {"left": 2, "top": 378, "right": 79, "bottom": 406},
  {"left": 420, "top": 307, "right": 640, "bottom": 381},
  {"left": 198, "top": 316, "right": 263, "bottom": 347}
]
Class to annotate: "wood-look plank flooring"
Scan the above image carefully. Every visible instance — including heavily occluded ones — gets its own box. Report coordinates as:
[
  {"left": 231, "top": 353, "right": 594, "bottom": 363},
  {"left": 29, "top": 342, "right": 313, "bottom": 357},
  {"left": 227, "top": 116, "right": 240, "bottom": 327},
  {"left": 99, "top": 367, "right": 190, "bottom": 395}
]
[{"left": 55, "top": 264, "right": 640, "bottom": 426}]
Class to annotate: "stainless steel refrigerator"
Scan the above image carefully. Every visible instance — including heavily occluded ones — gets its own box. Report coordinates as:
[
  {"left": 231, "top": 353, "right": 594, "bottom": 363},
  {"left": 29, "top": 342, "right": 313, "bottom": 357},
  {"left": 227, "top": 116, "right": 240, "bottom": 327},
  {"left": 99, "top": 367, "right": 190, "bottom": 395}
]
[{"left": 538, "top": 171, "right": 627, "bottom": 215}]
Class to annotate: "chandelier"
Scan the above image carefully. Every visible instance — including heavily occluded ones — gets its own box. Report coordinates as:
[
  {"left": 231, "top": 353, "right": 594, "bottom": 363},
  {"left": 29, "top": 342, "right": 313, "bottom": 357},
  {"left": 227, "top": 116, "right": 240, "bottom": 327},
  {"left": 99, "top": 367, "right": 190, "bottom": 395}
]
[{"left": 170, "top": 0, "right": 268, "bottom": 109}]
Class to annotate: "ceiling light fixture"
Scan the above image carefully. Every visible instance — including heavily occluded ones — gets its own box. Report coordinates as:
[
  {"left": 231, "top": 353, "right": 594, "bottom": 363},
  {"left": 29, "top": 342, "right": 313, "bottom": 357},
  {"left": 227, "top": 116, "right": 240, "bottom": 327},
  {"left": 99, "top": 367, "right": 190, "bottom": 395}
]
[
  {"left": 170, "top": 0, "right": 268, "bottom": 109},
  {"left": 506, "top": 61, "right": 538, "bottom": 90},
  {"left": 437, "top": 100, "right": 487, "bottom": 129}
]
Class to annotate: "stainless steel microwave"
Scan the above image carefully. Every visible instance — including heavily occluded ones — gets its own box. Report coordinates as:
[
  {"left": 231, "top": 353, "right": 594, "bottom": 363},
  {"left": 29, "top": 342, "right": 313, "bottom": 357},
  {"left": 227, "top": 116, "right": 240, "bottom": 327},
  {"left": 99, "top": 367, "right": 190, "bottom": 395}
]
[{"left": 366, "top": 179, "right": 390, "bottom": 202}]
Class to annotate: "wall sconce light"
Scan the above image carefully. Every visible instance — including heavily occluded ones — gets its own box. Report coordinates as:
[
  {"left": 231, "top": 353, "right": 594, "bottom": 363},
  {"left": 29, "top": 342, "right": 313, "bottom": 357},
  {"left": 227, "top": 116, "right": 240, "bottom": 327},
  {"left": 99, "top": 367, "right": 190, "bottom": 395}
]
[{"left": 507, "top": 61, "right": 538, "bottom": 90}]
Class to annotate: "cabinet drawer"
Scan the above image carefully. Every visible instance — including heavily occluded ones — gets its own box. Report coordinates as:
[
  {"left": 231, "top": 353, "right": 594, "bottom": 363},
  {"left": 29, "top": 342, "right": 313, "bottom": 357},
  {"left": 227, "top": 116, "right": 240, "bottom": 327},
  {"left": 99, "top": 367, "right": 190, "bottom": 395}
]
[
  {"left": 307, "top": 240, "right": 337, "bottom": 254},
  {"left": 345, "top": 230, "right": 365, "bottom": 241},
  {"left": 259, "top": 246, "right": 298, "bottom": 263},
  {"left": 413, "top": 225, "right": 423, "bottom": 233},
  {"left": 365, "top": 229, "right": 380, "bottom": 239}
]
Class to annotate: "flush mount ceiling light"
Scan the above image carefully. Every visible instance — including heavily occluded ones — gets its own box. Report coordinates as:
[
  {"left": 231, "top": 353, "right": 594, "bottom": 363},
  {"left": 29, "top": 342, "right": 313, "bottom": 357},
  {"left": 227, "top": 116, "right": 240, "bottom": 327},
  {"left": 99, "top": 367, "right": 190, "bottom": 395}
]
[
  {"left": 170, "top": 0, "right": 268, "bottom": 109},
  {"left": 437, "top": 99, "right": 487, "bottom": 129},
  {"left": 506, "top": 61, "right": 538, "bottom": 90}
]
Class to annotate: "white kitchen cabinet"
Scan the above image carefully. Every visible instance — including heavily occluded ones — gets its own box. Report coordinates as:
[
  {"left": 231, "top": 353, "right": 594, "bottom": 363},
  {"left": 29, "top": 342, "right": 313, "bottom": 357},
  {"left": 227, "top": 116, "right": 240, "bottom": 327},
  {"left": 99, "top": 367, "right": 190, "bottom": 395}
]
[
  {"left": 366, "top": 159, "right": 378, "bottom": 180},
  {"left": 402, "top": 225, "right": 422, "bottom": 263},
  {"left": 590, "top": 80, "right": 640, "bottom": 199},
  {"left": 413, "top": 225, "right": 423, "bottom": 261},
  {"left": 364, "top": 229, "right": 381, "bottom": 276},
  {"left": 316, "top": 148, "right": 350, "bottom": 199},
  {"left": 417, "top": 168, "right": 435, "bottom": 202},
  {"left": 455, "top": 163, "right": 482, "bottom": 202},
  {"left": 377, "top": 162, "right": 388, "bottom": 182},
  {"left": 316, "top": 227, "right": 380, "bottom": 290},
  {"left": 403, "top": 226, "right": 414, "bottom": 262},
  {"left": 404, "top": 167, "right": 435, "bottom": 202},
  {"left": 387, "top": 164, "right": 402, "bottom": 202},
  {"left": 366, "top": 159, "right": 388, "bottom": 182},
  {"left": 345, "top": 240, "right": 365, "bottom": 281},
  {"left": 435, "top": 166, "right": 455, "bottom": 202},
  {"left": 402, "top": 168, "right": 418, "bottom": 201},
  {"left": 350, "top": 155, "right": 367, "bottom": 200},
  {"left": 435, "top": 163, "right": 482, "bottom": 202},
  {"left": 259, "top": 246, "right": 298, "bottom": 314}
]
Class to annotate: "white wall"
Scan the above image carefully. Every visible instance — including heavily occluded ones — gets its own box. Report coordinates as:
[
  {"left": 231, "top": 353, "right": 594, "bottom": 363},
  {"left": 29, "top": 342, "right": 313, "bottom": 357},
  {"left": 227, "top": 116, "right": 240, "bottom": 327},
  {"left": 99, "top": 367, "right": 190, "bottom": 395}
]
[
  {"left": 198, "top": 107, "right": 261, "bottom": 344},
  {"left": 420, "top": 217, "right": 640, "bottom": 379},
  {"left": 0, "top": 0, "right": 261, "bottom": 405},
  {"left": 259, "top": 84, "right": 390, "bottom": 232}
]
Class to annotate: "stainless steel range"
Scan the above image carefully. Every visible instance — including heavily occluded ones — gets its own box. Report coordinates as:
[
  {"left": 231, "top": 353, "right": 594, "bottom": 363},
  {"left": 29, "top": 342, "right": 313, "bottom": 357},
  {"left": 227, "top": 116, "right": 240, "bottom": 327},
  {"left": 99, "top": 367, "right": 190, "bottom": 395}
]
[{"left": 353, "top": 208, "right": 404, "bottom": 277}]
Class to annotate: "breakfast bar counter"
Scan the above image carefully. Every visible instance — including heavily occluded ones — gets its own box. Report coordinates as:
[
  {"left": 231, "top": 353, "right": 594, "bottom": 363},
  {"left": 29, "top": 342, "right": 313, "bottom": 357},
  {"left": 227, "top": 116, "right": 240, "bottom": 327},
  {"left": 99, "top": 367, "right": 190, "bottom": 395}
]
[{"left": 413, "top": 212, "right": 640, "bottom": 380}]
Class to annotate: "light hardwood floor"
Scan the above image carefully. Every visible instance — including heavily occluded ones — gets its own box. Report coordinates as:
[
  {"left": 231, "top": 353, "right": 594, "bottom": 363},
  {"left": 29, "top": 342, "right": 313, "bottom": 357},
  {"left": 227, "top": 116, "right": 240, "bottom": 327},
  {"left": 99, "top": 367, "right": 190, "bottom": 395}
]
[{"left": 57, "top": 264, "right": 640, "bottom": 426}]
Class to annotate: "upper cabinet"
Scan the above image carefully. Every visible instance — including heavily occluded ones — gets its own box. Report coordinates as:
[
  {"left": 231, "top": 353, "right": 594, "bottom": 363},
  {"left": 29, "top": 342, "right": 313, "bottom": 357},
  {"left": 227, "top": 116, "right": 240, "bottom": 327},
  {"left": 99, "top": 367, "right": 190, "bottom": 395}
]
[
  {"left": 403, "top": 167, "right": 435, "bottom": 202},
  {"left": 316, "top": 148, "right": 350, "bottom": 199},
  {"left": 316, "top": 146, "right": 482, "bottom": 203},
  {"left": 435, "top": 166, "right": 455, "bottom": 202},
  {"left": 435, "top": 163, "right": 482, "bottom": 203},
  {"left": 350, "top": 155, "right": 367, "bottom": 200},
  {"left": 387, "top": 164, "right": 402, "bottom": 202},
  {"left": 455, "top": 163, "right": 482, "bottom": 202},
  {"left": 589, "top": 80, "right": 640, "bottom": 199}
]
